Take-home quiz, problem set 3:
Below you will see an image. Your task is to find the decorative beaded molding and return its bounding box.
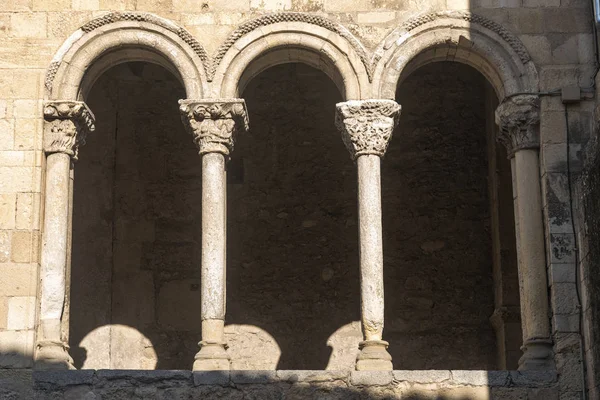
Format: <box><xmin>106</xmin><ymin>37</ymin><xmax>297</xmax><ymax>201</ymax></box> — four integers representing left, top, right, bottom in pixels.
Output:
<box><xmin>45</xmin><ymin>11</ymin><xmax>530</xmax><ymax>93</ymax></box>
<box><xmin>209</xmin><ymin>12</ymin><xmax>373</xmax><ymax>82</ymax></box>
<box><xmin>375</xmin><ymin>11</ymin><xmax>531</xmax><ymax>68</ymax></box>
<box><xmin>44</xmin><ymin>12</ymin><xmax>210</xmax><ymax>93</ymax></box>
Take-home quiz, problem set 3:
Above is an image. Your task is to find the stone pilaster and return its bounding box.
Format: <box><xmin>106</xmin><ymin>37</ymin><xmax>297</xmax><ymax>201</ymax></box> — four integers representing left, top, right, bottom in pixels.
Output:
<box><xmin>180</xmin><ymin>99</ymin><xmax>248</xmax><ymax>371</ymax></box>
<box><xmin>37</xmin><ymin>101</ymin><xmax>95</xmax><ymax>370</ymax></box>
<box><xmin>495</xmin><ymin>95</ymin><xmax>554</xmax><ymax>370</ymax></box>
<box><xmin>335</xmin><ymin>99</ymin><xmax>400</xmax><ymax>371</ymax></box>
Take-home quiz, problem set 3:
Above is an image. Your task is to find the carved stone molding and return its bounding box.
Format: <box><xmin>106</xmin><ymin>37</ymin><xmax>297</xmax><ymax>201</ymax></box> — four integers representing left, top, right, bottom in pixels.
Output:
<box><xmin>210</xmin><ymin>12</ymin><xmax>372</xmax><ymax>82</ymax></box>
<box><xmin>43</xmin><ymin>101</ymin><xmax>96</xmax><ymax>160</ymax></box>
<box><xmin>377</xmin><ymin>11</ymin><xmax>531</xmax><ymax>67</ymax></box>
<box><xmin>179</xmin><ymin>99</ymin><xmax>249</xmax><ymax>156</ymax></box>
<box><xmin>495</xmin><ymin>95</ymin><xmax>540</xmax><ymax>156</ymax></box>
<box><xmin>335</xmin><ymin>100</ymin><xmax>401</xmax><ymax>160</ymax></box>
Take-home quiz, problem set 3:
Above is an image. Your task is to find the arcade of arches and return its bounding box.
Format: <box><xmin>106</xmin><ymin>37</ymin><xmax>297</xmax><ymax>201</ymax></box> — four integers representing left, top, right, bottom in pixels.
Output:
<box><xmin>35</xmin><ymin>17</ymin><xmax>553</xmax><ymax>375</ymax></box>
<box><xmin>43</xmin><ymin>59</ymin><xmax>535</xmax><ymax>372</ymax></box>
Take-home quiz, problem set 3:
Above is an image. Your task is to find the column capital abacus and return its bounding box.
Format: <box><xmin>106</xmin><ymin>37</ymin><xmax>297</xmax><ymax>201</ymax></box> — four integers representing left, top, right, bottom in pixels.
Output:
<box><xmin>43</xmin><ymin>101</ymin><xmax>95</xmax><ymax>160</ymax></box>
<box><xmin>335</xmin><ymin>99</ymin><xmax>401</xmax><ymax>160</ymax></box>
<box><xmin>495</xmin><ymin>94</ymin><xmax>540</xmax><ymax>157</ymax></box>
<box><xmin>179</xmin><ymin>98</ymin><xmax>249</xmax><ymax>157</ymax></box>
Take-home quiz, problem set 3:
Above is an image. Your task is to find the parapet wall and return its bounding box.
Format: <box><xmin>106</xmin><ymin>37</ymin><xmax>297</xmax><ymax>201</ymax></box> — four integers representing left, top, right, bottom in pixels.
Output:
<box><xmin>1</xmin><ymin>369</ymin><xmax>558</xmax><ymax>399</ymax></box>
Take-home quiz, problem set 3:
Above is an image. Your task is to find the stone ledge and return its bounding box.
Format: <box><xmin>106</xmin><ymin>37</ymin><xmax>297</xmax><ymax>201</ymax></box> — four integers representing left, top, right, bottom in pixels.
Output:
<box><xmin>29</xmin><ymin>369</ymin><xmax>559</xmax><ymax>388</ymax></box>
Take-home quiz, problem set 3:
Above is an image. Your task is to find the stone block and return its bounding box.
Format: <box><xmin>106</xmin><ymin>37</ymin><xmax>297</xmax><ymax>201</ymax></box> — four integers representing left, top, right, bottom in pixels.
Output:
<box><xmin>393</xmin><ymin>370</ymin><xmax>450</xmax><ymax>383</ymax></box>
<box><xmin>47</xmin><ymin>11</ymin><xmax>93</xmax><ymax>39</ymax></box>
<box><xmin>12</xmin><ymin>69</ymin><xmax>41</xmax><ymax>98</ymax></box>
<box><xmin>99</xmin><ymin>0</ymin><xmax>136</xmax><ymax>9</ymax></box>
<box><xmin>0</xmin><ymin>0</ymin><xmax>32</xmax><ymax>11</ymax></box>
<box><xmin>193</xmin><ymin>371</ymin><xmax>230</xmax><ymax>385</ymax></box>
<box><xmin>14</xmin><ymin>119</ymin><xmax>37</xmax><ymax>151</ymax></box>
<box><xmin>32</xmin><ymin>0</ymin><xmax>71</xmax><ymax>10</ymax></box>
<box><xmin>16</xmin><ymin>193</ymin><xmax>33</xmax><ymax>229</ymax></box>
<box><xmin>520</xmin><ymin>35</ymin><xmax>552</xmax><ymax>65</ymax></box>
<box><xmin>0</xmin><ymin>120</ymin><xmax>15</xmax><ymax>150</ymax></box>
<box><xmin>0</xmin><ymin>329</ymin><xmax>34</xmax><ymax>368</ymax></box>
<box><xmin>508</xmin><ymin>10</ymin><xmax>543</xmax><ymax>34</ymax></box>
<box><xmin>356</xmin><ymin>11</ymin><xmax>396</xmax><ymax>23</ymax></box>
<box><xmin>549</xmin><ymin>233</ymin><xmax>576</xmax><ymax>263</ymax></box>
<box><xmin>35</xmin><ymin>370</ymin><xmax>96</xmax><ymax>387</ymax></box>
<box><xmin>550</xmin><ymin>34</ymin><xmax>579</xmax><ymax>65</ymax></box>
<box><xmin>549</xmin><ymin>263</ymin><xmax>576</xmax><ymax>283</ymax></box>
<box><xmin>0</xmin><ymin>263</ymin><xmax>38</xmax><ymax>296</ymax></box>
<box><xmin>7</xmin><ymin>295</ymin><xmax>35</xmax><ymax>330</ymax></box>
<box><xmin>13</xmin><ymin>100</ymin><xmax>38</xmax><ymax>119</ymax></box>
<box><xmin>277</xmin><ymin>370</ymin><xmax>348</xmax><ymax>382</ymax></box>
<box><xmin>553</xmin><ymin>313</ymin><xmax>580</xmax><ymax>333</ymax></box>
<box><xmin>136</xmin><ymin>0</ymin><xmax>174</xmax><ymax>11</ymax></box>
<box><xmin>0</xmin><ymin>230</ymin><xmax>9</xmax><ymax>262</ymax></box>
<box><xmin>11</xmin><ymin>230</ymin><xmax>32</xmax><ymax>262</ymax></box>
<box><xmin>543</xmin><ymin>8</ymin><xmax>592</xmax><ymax>33</ymax></box>
<box><xmin>551</xmin><ymin>282</ymin><xmax>579</xmax><ymax>314</ymax></box>
<box><xmin>10</xmin><ymin>13</ymin><xmax>46</xmax><ymax>38</ymax></box>
<box><xmin>451</xmin><ymin>370</ymin><xmax>509</xmax><ymax>386</ymax></box>
<box><xmin>230</xmin><ymin>370</ymin><xmax>278</xmax><ymax>384</ymax></box>
<box><xmin>0</xmin><ymin>193</ymin><xmax>16</xmax><ymax>229</ymax></box>
<box><xmin>250</xmin><ymin>0</ymin><xmax>292</xmax><ymax>10</ymax></box>
<box><xmin>350</xmin><ymin>371</ymin><xmax>393</xmax><ymax>386</ymax></box>
<box><xmin>541</xmin><ymin>112</ymin><xmax>567</xmax><ymax>145</ymax></box>
<box><xmin>324</xmin><ymin>0</ymin><xmax>372</xmax><ymax>11</ymax></box>
<box><xmin>72</xmin><ymin>0</ymin><xmax>100</xmax><ymax>10</ymax></box>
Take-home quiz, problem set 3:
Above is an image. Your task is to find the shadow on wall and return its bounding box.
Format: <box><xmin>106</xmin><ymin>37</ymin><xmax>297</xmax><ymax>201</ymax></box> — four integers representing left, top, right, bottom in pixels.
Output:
<box><xmin>0</xmin><ymin>365</ymin><xmax>500</xmax><ymax>400</ymax></box>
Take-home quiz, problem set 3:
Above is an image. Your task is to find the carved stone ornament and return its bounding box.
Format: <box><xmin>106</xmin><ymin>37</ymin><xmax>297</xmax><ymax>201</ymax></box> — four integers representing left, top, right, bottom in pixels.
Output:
<box><xmin>43</xmin><ymin>101</ymin><xmax>96</xmax><ymax>160</ymax></box>
<box><xmin>335</xmin><ymin>100</ymin><xmax>401</xmax><ymax>160</ymax></box>
<box><xmin>179</xmin><ymin>99</ymin><xmax>249</xmax><ymax>156</ymax></box>
<box><xmin>495</xmin><ymin>94</ymin><xmax>540</xmax><ymax>157</ymax></box>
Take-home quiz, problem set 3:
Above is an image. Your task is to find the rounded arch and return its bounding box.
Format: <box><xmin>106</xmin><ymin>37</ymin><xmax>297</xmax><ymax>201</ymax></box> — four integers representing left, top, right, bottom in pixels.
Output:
<box><xmin>211</xmin><ymin>14</ymin><xmax>370</xmax><ymax>100</ymax></box>
<box><xmin>373</xmin><ymin>11</ymin><xmax>539</xmax><ymax>101</ymax></box>
<box><xmin>45</xmin><ymin>12</ymin><xmax>209</xmax><ymax>101</ymax></box>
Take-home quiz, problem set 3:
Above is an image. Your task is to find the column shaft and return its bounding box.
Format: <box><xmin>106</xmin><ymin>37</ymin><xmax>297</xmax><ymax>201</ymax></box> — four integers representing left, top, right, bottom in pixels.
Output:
<box><xmin>40</xmin><ymin>153</ymin><xmax>71</xmax><ymax>339</ymax></box>
<box><xmin>514</xmin><ymin>149</ymin><xmax>550</xmax><ymax>338</ymax></box>
<box><xmin>357</xmin><ymin>155</ymin><xmax>385</xmax><ymax>341</ymax></box>
<box><xmin>201</xmin><ymin>152</ymin><xmax>226</xmax><ymax>330</ymax></box>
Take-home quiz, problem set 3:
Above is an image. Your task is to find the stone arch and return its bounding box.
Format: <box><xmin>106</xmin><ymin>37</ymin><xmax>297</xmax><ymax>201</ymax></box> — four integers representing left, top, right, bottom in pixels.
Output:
<box><xmin>45</xmin><ymin>12</ymin><xmax>209</xmax><ymax>100</ymax></box>
<box><xmin>211</xmin><ymin>13</ymin><xmax>370</xmax><ymax>100</ymax></box>
<box><xmin>373</xmin><ymin>11</ymin><xmax>539</xmax><ymax>100</ymax></box>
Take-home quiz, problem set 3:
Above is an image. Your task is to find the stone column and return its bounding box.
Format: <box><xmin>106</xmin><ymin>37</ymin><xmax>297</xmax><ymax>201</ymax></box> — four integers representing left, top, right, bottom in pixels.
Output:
<box><xmin>36</xmin><ymin>101</ymin><xmax>95</xmax><ymax>369</ymax></box>
<box><xmin>495</xmin><ymin>95</ymin><xmax>554</xmax><ymax>370</ymax></box>
<box><xmin>179</xmin><ymin>99</ymin><xmax>249</xmax><ymax>371</ymax></box>
<box><xmin>335</xmin><ymin>99</ymin><xmax>401</xmax><ymax>371</ymax></box>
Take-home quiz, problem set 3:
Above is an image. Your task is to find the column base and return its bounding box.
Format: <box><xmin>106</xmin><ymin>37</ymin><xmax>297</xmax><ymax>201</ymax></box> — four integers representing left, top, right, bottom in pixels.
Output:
<box><xmin>518</xmin><ymin>338</ymin><xmax>555</xmax><ymax>370</ymax></box>
<box><xmin>193</xmin><ymin>341</ymin><xmax>230</xmax><ymax>371</ymax></box>
<box><xmin>356</xmin><ymin>340</ymin><xmax>393</xmax><ymax>371</ymax></box>
<box><xmin>35</xmin><ymin>340</ymin><xmax>75</xmax><ymax>370</ymax></box>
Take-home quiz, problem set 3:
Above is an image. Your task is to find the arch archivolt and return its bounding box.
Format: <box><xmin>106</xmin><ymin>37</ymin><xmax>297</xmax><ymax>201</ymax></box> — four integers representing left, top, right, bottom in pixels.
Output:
<box><xmin>45</xmin><ymin>12</ymin><xmax>210</xmax><ymax>100</ymax></box>
<box><xmin>45</xmin><ymin>10</ymin><xmax>537</xmax><ymax>102</ymax></box>
<box><xmin>373</xmin><ymin>11</ymin><xmax>538</xmax><ymax>100</ymax></box>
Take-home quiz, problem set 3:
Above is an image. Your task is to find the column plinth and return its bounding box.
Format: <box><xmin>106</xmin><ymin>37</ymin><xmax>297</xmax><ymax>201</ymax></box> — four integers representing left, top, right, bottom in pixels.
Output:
<box><xmin>496</xmin><ymin>95</ymin><xmax>554</xmax><ymax>370</ymax></box>
<box><xmin>180</xmin><ymin>99</ymin><xmax>248</xmax><ymax>371</ymax></box>
<box><xmin>37</xmin><ymin>101</ymin><xmax>95</xmax><ymax>370</ymax></box>
<box><xmin>336</xmin><ymin>99</ymin><xmax>400</xmax><ymax>371</ymax></box>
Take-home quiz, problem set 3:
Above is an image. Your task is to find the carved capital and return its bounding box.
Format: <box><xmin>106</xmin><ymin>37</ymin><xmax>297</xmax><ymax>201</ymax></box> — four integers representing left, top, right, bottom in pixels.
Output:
<box><xmin>179</xmin><ymin>99</ymin><xmax>249</xmax><ymax>157</ymax></box>
<box><xmin>43</xmin><ymin>101</ymin><xmax>95</xmax><ymax>160</ymax></box>
<box><xmin>335</xmin><ymin>100</ymin><xmax>401</xmax><ymax>160</ymax></box>
<box><xmin>495</xmin><ymin>95</ymin><xmax>540</xmax><ymax>157</ymax></box>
